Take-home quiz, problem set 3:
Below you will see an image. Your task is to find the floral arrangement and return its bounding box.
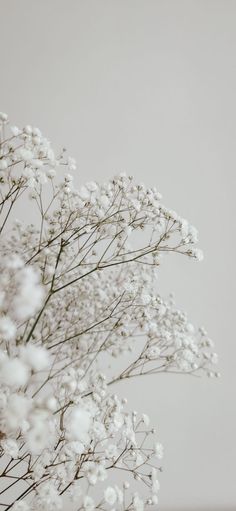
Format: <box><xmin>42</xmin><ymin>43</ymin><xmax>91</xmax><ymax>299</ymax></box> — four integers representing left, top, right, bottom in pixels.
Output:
<box><xmin>0</xmin><ymin>112</ymin><xmax>218</xmax><ymax>511</ymax></box>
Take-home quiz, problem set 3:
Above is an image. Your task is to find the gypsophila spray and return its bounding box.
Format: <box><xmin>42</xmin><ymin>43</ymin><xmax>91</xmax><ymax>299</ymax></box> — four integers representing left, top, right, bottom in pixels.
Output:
<box><xmin>0</xmin><ymin>113</ymin><xmax>218</xmax><ymax>510</ymax></box>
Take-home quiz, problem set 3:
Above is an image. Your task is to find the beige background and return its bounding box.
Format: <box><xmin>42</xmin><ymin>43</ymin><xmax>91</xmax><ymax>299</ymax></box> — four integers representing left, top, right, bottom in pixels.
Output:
<box><xmin>1</xmin><ymin>0</ymin><xmax>235</xmax><ymax>509</ymax></box>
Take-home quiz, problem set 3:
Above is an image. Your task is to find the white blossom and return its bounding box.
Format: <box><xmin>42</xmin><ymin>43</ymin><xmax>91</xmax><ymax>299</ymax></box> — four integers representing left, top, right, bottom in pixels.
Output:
<box><xmin>190</xmin><ymin>247</ymin><xmax>204</xmax><ymax>261</ymax></box>
<box><xmin>4</xmin><ymin>394</ymin><xmax>31</xmax><ymax>430</ymax></box>
<box><xmin>133</xmin><ymin>493</ymin><xmax>144</xmax><ymax>511</ymax></box>
<box><xmin>104</xmin><ymin>486</ymin><xmax>117</xmax><ymax>505</ymax></box>
<box><xmin>11</xmin><ymin>126</ymin><xmax>21</xmax><ymax>136</ymax></box>
<box><xmin>0</xmin><ymin>316</ymin><xmax>16</xmax><ymax>340</ymax></box>
<box><xmin>105</xmin><ymin>443</ymin><xmax>119</xmax><ymax>459</ymax></box>
<box><xmin>0</xmin><ymin>112</ymin><xmax>8</xmax><ymax>122</ymax></box>
<box><xmin>34</xmin><ymin>482</ymin><xmax>63</xmax><ymax>510</ymax></box>
<box><xmin>65</xmin><ymin>406</ymin><xmax>91</xmax><ymax>444</ymax></box>
<box><xmin>1</xmin><ymin>438</ymin><xmax>19</xmax><ymax>458</ymax></box>
<box><xmin>0</xmin><ymin>357</ymin><xmax>29</xmax><ymax>388</ymax></box>
<box><xmin>83</xmin><ymin>496</ymin><xmax>95</xmax><ymax>511</ymax></box>
<box><xmin>0</xmin><ymin>158</ymin><xmax>8</xmax><ymax>170</ymax></box>
<box><xmin>142</xmin><ymin>413</ymin><xmax>150</xmax><ymax>426</ymax></box>
<box><xmin>20</xmin><ymin>344</ymin><xmax>51</xmax><ymax>371</ymax></box>
<box><xmin>11</xmin><ymin>266</ymin><xmax>44</xmax><ymax>321</ymax></box>
<box><xmin>154</xmin><ymin>442</ymin><xmax>164</xmax><ymax>459</ymax></box>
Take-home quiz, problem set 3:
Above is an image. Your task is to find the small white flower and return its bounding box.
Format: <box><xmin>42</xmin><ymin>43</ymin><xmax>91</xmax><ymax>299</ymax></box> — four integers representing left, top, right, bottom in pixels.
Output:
<box><xmin>65</xmin><ymin>406</ymin><xmax>91</xmax><ymax>444</ymax></box>
<box><xmin>105</xmin><ymin>444</ymin><xmax>118</xmax><ymax>459</ymax></box>
<box><xmin>46</xmin><ymin>168</ymin><xmax>56</xmax><ymax>178</ymax></box>
<box><xmin>24</xmin><ymin>125</ymin><xmax>32</xmax><ymax>135</ymax></box>
<box><xmin>30</xmin><ymin>158</ymin><xmax>43</xmax><ymax>168</ymax></box>
<box><xmin>133</xmin><ymin>493</ymin><xmax>144</xmax><ymax>511</ymax></box>
<box><xmin>97</xmin><ymin>463</ymin><xmax>107</xmax><ymax>482</ymax></box>
<box><xmin>18</xmin><ymin>148</ymin><xmax>34</xmax><ymax>161</ymax></box>
<box><xmin>68</xmin><ymin>157</ymin><xmax>76</xmax><ymax>172</ymax></box>
<box><xmin>5</xmin><ymin>394</ymin><xmax>31</xmax><ymax>430</ymax></box>
<box><xmin>0</xmin><ymin>112</ymin><xmax>8</xmax><ymax>122</ymax></box>
<box><xmin>191</xmin><ymin>248</ymin><xmax>204</xmax><ymax>261</ymax></box>
<box><xmin>32</xmin><ymin>127</ymin><xmax>42</xmax><ymax>137</ymax></box>
<box><xmin>0</xmin><ymin>358</ymin><xmax>29</xmax><ymax>388</ymax></box>
<box><xmin>20</xmin><ymin>345</ymin><xmax>51</xmax><ymax>371</ymax></box>
<box><xmin>1</xmin><ymin>438</ymin><xmax>19</xmax><ymax>458</ymax></box>
<box><xmin>34</xmin><ymin>482</ymin><xmax>62</xmax><ymax>510</ymax></box>
<box><xmin>0</xmin><ymin>159</ymin><xmax>8</xmax><ymax>170</ymax></box>
<box><xmin>151</xmin><ymin>494</ymin><xmax>158</xmax><ymax>505</ymax></box>
<box><xmin>26</xmin><ymin>421</ymin><xmax>52</xmax><ymax>455</ymax></box>
<box><xmin>142</xmin><ymin>413</ymin><xmax>150</xmax><ymax>426</ymax></box>
<box><xmin>0</xmin><ymin>316</ymin><xmax>16</xmax><ymax>341</ymax></box>
<box><xmin>189</xmin><ymin>225</ymin><xmax>198</xmax><ymax>243</ymax></box>
<box><xmin>211</xmin><ymin>352</ymin><xmax>218</xmax><ymax>365</ymax></box>
<box><xmin>181</xmin><ymin>219</ymin><xmax>189</xmax><ymax>239</ymax></box>
<box><xmin>46</xmin><ymin>396</ymin><xmax>57</xmax><ymax>411</ymax></box>
<box><xmin>104</xmin><ymin>486</ymin><xmax>117</xmax><ymax>506</ymax></box>
<box><xmin>151</xmin><ymin>468</ymin><xmax>160</xmax><ymax>494</ymax></box>
<box><xmin>114</xmin><ymin>485</ymin><xmax>124</xmax><ymax>504</ymax></box>
<box><xmin>86</xmin><ymin>181</ymin><xmax>97</xmax><ymax>192</ymax></box>
<box><xmin>83</xmin><ymin>496</ymin><xmax>95</xmax><ymax>511</ymax></box>
<box><xmin>154</xmin><ymin>442</ymin><xmax>164</xmax><ymax>459</ymax></box>
<box><xmin>11</xmin><ymin>266</ymin><xmax>44</xmax><ymax>321</ymax></box>
<box><xmin>79</xmin><ymin>185</ymin><xmax>90</xmax><ymax>200</ymax></box>
<box><xmin>11</xmin><ymin>126</ymin><xmax>21</xmax><ymax>136</ymax></box>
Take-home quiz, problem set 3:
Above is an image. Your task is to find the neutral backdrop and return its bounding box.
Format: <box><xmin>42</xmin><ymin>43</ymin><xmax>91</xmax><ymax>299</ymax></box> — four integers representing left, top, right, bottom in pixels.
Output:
<box><xmin>1</xmin><ymin>1</ymin><xmax>235</xmax><ymax>510</ymax></box>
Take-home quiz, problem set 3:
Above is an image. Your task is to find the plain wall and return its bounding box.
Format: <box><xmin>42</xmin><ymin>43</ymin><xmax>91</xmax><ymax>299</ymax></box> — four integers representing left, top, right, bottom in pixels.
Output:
<box><xmin>0</xmin><ymin>1</ymin><xmax>235</xmax><ymax>509</ymax></box>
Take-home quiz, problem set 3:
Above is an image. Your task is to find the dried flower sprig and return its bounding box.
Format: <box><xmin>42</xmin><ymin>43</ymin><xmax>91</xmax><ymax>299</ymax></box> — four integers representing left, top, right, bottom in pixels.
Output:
<box><xmin>0</xmin><ymin>112</ymin><xmax>218</xmax><ymax>511</ymax></box>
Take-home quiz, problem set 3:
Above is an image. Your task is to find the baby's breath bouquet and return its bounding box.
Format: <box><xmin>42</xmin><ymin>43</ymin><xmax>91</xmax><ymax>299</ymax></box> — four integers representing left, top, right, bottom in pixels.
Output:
<box><xmin>0</xmin><ymin>112</ymin><xmax>218</xmax><ymax>511</ymax></box>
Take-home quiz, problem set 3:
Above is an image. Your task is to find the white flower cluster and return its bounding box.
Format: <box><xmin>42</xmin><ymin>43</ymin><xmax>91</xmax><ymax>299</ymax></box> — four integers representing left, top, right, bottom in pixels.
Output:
<box><xmin>0</xmin><ymin>113</ymin><xmax>218</xmax><ymax>511</ymax></box>
<box><xmin>0</xmin><ymin>254</ymin><xmax>44</xmax><ymax>339</ymax></box>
